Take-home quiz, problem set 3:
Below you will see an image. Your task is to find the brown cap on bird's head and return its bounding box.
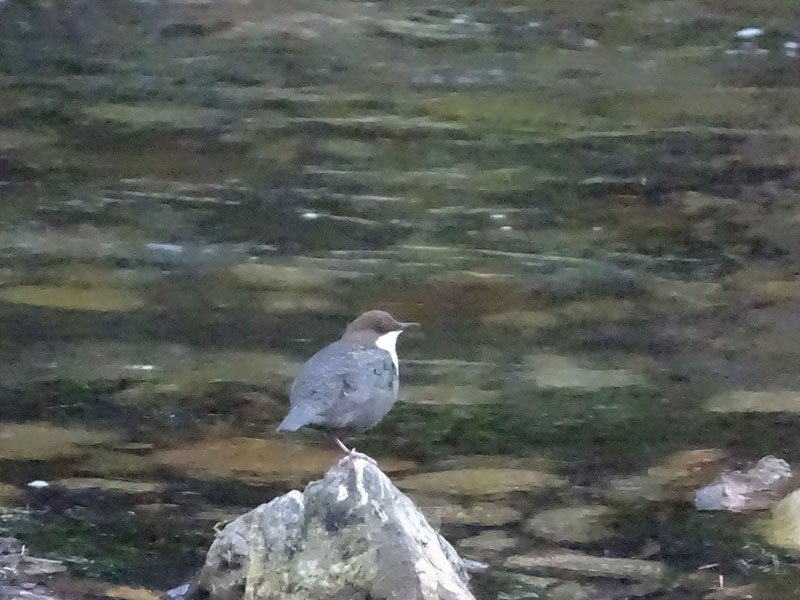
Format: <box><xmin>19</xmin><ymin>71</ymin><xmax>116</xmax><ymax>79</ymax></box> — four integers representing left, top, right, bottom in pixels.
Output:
<box><xmin>343</xmin><ymin>310</ymin><xmax>419</xmax><ymax>342</ymax></box>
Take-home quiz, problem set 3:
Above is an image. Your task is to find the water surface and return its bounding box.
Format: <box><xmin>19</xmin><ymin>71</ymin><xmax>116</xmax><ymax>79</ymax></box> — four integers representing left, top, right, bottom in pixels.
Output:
<box><xmin>2</xmin><ymin>1</ymin><xmax>800</xmax><ymax>598</ymax></box>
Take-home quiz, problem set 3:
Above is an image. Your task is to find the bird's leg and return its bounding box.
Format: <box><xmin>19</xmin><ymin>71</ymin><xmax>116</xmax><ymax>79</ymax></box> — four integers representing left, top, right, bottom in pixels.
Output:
<box><xmin>334</xmin><ymin>437</ymin><xmax>356</xmax><ymax>455</ymax></box>
<box><xmin>333</xmin><ymin>436</ymin><xmax>378</xmax><ymax>465</ymax></box>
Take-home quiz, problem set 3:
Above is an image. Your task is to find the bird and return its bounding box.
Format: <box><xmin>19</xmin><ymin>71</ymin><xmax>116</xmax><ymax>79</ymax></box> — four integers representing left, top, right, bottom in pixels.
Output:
<box><xmin>277</xmin><ymin>310</ymin><xmax>418</xmax><ymax>454</ymax></box>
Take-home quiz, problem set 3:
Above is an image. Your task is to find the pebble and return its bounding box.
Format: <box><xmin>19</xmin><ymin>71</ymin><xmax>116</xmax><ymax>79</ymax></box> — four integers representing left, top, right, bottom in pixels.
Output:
<box><xmin>736</xmin><ymin>27</ymin><xmax>763</xmax><ymax>39</ymax></box>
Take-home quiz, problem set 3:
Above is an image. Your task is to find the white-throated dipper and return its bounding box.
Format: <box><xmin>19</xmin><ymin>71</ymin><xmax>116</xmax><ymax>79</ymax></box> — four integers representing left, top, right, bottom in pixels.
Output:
<box><xmin>277</xmin><ymin>310</ymin><xmax>418</xmax><ymax>453</ymax></box>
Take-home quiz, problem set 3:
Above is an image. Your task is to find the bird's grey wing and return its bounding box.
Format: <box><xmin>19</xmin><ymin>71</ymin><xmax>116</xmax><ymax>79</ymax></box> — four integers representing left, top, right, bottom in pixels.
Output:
<box><xmin>318</xmin><ymin>348</ymin><xmax>397</xmax><ymax>431</ymax></box>
<box><xmin>284</xmin><ymin>341</ymin><xmax>352</xmax><ymax>428</ymax></box>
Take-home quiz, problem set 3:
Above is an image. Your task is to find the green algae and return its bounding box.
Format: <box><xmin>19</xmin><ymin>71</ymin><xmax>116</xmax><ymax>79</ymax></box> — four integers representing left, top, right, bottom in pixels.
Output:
<box><xmin>6</xmin><ymin>509</ymin><xmax>210</xmax><ymax>585</ymax></box>
<box><xmin>1</xmin><ymin>0</ymin><xmax>800</xmax><ymax>596</ymax></box>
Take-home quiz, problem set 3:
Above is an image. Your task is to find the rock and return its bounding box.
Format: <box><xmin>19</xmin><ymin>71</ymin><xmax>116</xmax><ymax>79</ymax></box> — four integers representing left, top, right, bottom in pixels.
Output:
<box><xmin>526</xmin><ymin>354</ymin><xmax>649</xmax><ymax>390</ymax></box>
<box><xmin>113</xmin><ymin>442</ymin><xmax>155</xmax><ymax>454</ymax></box>
<box><xmin>0</xmin><ymin>423</ymin><xmax>118</xmax><ymax>461</ymax></box>
<box><xmin>196</xmin><ymin>454</ymin><xmax>475</xmax><ymax>600</ymax></box>
<box><xmin>705</xmin><ymin>583</ymin><xmax>762</xmax><ymax>600</ymax></box>
<box><xmin>607</xmin><ymin>448</ymin><xmax>728</xmax><ymax>503</ymax></box>
<box><xmin>167</xmin><ymin>584</ymin><xmax>191</xmax><ymax>600</ymax></box>
<box><xmin>104</xmin><ymin>586</ymin><xmax>162</xmax><ymax>600</ymax></box>
<box><xmin>0</xmin><ymin>537</ymin><xmax>66</xmax><ymax>578</ymax></box>
<box><xmin>76</xmin><ymin>449</ymin><xmax>160</xmax><ymax>479</ymax></box>
<box><xmin>489</xmin><ymin>571</ymin><xmax>562</xmax><ymax>596</ymax></box>
<box><xmin>736</xmin><ymin>27</ymin><xmax>763</xmax><ymax>39</ymax></box>
<box><xmin>0</xmin><ymin>128</ymin><xmax>55</xmax><ymax>151</ymax></box>
<box><xmin>606</xmin><ymin>475</ymin><xmax>667</xmax><ymax>503</ymax></box>
<box><xmin>260</xmin><ymin>292</ymin><xmax>339</xmax><ymax>314</ymax></box>
<box><xmin>8</xmin><ymin>341</ymin><xmax>298</xmax><ymax>389</ymax></box>
<box><xmin>288</xmin><ymin>116</ymin><xmax>466</xmax><ymax>138</ymax></box>
<box><xmin>132</xmin><ymin>503</ymin><xmax>180</xmax><ymax>515</ymax></box>
<box><xmin>505</xmin><ymin>549</ymin><xmax>667</xmax><ymax>581</ymax></box>
<box><xmin>651</xmin><ymin>279</ymin><xmax>723</xmax><ymax>309</ymax></box>
<box><xmin>195</xmin><ymin>507</ymin><xmax>242</xmax><ymax>524</ymax></box>
<box><xmin>83</xmin><ymin>103</ymin><xmax>226</xmax><ymax>131</ymax></box>
<box><xmin>411</xmin><ymin>496</ymin><xmax>522</xmax><ymax>527</ymax></box>
<box><xmin>762</xmin><ymin>487</ymin><xmax>800</xmax><ymax>549</ymax></box>
<box><xmin>0</xmin><ymin>483</ymin><xmax>21</xmax><ymax>504</ymax></box>
<box><xmin>0</xmin><ymin>537</ymin><xmax>23</xmax><ymax>554</ymax></box>
<box><xmin>646</xmin><ymin>448</ymin><xmax>729</xmax><ymax>489</ymax></box>
<box><xmin>525</xmin><ymin>505</ymin><xmax>614</xmax><ymax>543</ymax></box>
<box><xmin>230</xmin><ymin>263</ymin><xmax>360</xmax><ymax>289</ymax></box>
<box><xmin>400</xmin><ymin>384</ymin><xmax>500</xmax><ymax>405</ymax></box>
<box><xmin>398</xmin><ymin>468</ymin><xmax>564</xmax><ymax>497</ymax></box>
<box><xmin>375</xmin><ymin>19</ymin><xmax>473</xmax><ymax>46</ymax></box>
<box><xmin>547</xmin><ymin>581</ymin><xmax>593</xmax><ymax>600</ymax></box>
<box><xmin>481</xmin><ymin>310</ymin><xmax>560</xmax><ymax>332</ymax></box>
<box><xmin>51</xmin><ymin>478</ymin><xmax>166</xmax><ymax>495</ymax></box>
<box><xmin>0</xmin><ymin>285</ymin><xmax>144</xmax><ymax>312</ymax></box>
<box><xmin>556</xmin><ymin>299</ymin><xmax>641</xmax><ymax>324</ymax></box>
<box><xmin>156</xmin><ymin>437</ymin><xmax>416</xmax><ymax>485</ymax></box>
<box><xmin>751</xmin><ymin>280</ymin><xmax>800</xmax><ymax>304</ymax></box>
<box><xmin>457</xmin><ymin>530</ymin><xmax>518</xmax><ymax>557</ymax></box>
<box><xmin>706</xmin><ymin>390</ymin><xmax>800</xmax><ymax>413</ymax></box>
<box><xmin>695</xmin><ymin>456</ymin><xmax>793</xmax><ymax>512</ymax></box>
<box><xmin>0</xmin><ymin>585</ymin><xmax>61</xmax><ymax>600</ymax></box>
<box><xmin>527</xmin><ymin>263</ymin><xmax>640</xmax><ymax>300</ymax></box>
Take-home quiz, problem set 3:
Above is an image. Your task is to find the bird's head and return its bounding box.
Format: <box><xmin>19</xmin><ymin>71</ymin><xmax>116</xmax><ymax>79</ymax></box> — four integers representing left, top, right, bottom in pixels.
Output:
<box><xmin>343</xmin><ymin>310</ymin><xmax>419</xmax><ymax>347</ymax></box>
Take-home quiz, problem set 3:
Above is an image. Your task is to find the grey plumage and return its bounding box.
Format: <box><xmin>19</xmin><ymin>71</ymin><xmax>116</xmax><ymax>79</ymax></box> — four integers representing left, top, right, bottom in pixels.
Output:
<box><xmin>277</xmin><ymin>310</ymin><xmax>417</xmax><ymax>442</ymax></box>
<box><xmin>278</xmin><ymin>341</ymin><xmax>398</xmax><ymax>435</ymax></box>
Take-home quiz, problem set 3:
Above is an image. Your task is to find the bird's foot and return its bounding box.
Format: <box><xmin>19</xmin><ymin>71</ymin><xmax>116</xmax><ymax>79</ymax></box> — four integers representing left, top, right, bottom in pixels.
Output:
<box><xmin>212</xmin><ymin>520</ymin><xmax>229</xmax><ymax>535</ymax></box>
<box><xmin>335</xmin><ymin>437</ymin><xmax>355</xmax><ymax>455</ymax></box>
<box><xmin>334</xmin><ymin>438</ymin><xmax>377</xmax><ymax>465</ymax></box>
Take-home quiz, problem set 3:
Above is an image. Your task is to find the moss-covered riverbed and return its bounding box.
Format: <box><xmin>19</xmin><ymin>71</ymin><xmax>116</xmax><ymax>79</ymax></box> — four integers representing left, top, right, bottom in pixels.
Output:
<box><xmin>2</xmin><ymin>0</ymin><xmax>800</xmax><ymax>598</ymax></box>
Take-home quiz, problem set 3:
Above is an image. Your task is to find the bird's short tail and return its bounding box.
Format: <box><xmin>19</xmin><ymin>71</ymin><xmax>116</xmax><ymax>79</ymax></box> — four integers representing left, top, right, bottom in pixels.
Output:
<box><xmin>277</xmin><ymin>409</ymin><xmax>310</xmax><ymax>432</ymax></box>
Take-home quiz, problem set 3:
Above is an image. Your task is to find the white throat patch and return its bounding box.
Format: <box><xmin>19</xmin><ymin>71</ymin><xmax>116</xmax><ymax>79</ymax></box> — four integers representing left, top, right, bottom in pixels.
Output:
<box><xmin>375</xmin><ymin>330</ymin><xmax>401</xmax><ymax>372</ymax></box>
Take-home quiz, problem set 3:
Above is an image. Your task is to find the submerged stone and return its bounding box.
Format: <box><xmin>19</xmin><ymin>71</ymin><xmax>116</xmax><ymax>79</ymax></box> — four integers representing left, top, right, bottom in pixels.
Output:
<box><xmin>398</xmin><ymin>468</ymin><xmax>564</xmax><ymax>497</ymax></box>
<box><xmin>0</xmin><ymin>423</ymin><xmax>118</xmax><ymax>461</ymax></box>
<box><xmin>606</xmin><ymin>475</ymin><xmax>668</xmax><ymax>503</ymax></box>
<box><xmin>401</xmin><ymin>384</ymin><xmax>500</xmax><ymax>405</ymax></box>
<box><xmin>0</xmin><ymin>285</ymin><xmax>144</xmax><ymax>312</ymax></box>
<box><xmin>51</xmin><ymin>478</ymin><xmax>166</xmax><ymax>495</ymax></box>
<box><xmin>525</xmin><ymin>505</ymin><xmax>615</xmax><ymax>543</ymax></box>
<box><xmin>488</xmin><ymin>571</ymin><xmax>562</xmax><ymax>597</ymax></box>
<box><xmin>527</xmin><ymin>354</ymin><xmax>649</xmax><ymax>391</ymax></box>
<box><xmin>0</xmin><ymin>128</ymin><xmax>55</xmax><ymax>150</ymax></box>
<box><xmin>481</xmin><ymin>310</ymin><xmax>560</xmax><ymax>332</ymax></box>
<box><xmin>375</xmin><ymin>19</ymin><xmax>474</xmax><ymax>46</ymax></box>
<box><xmin>505</xmin><ymin>549</ymin><xmax>667</xmax><ymax>581</ymax></box>
<box><xmin>12</xmin><ymin>341</ymin><xmax>297</xmax><ymax>388</ymax></box>
<box><xmin>706</xmin><ymin>390</ymin><xmax>800</xmax><ymax>413</ymax></box>
<box><xmin>651</xmin><ymin>279</ymin><xmax>723</xmax><ymax>309</ymax></box>
<box><xmin>231</xmin><ymin>263</ymin><xmax>359</xmax><ymax>289</ymax></box>
<box><xmin>411</xmin><ymin>496</ymin><xmax>522</xmax><ymax>527</ymax></box>
<box><xmin>457</xmin><ymin>530</ymin><xmax>518</xmax><ymax>557</ymax></box>
<box><xmin>0</xmin><ymin>483</ymin><xmax>21</xmax><ymax>504</ymax></box>
<box><xmin>260</xmin><ymin>292</ymin><xmax>339</xmax><ymax>313</ymax></box>
<box><xmin>607</xmin><ymin>448</ymin><xmax>728</xmax><ymax>503</ymax></box>
<box><xmin>104</xmin><ymin>586</ymin><xmax>162</xmax><ymax>600</ymax></box>
<box><xmin>84</xmin><ymin>104</ymin><xmax>226</xmax><ymax>131</ymax></box>
<box><xmin>155</xmin><ymin>437</ymin><xmax>416</xmax><ymax>484</ymax></box>
<box><xmin>555</xmin><ymin>299</ymin><xmax>640</xmax><ymax>324</ymax></box>
<box><xmin>762</xmin><ymin>487</ymin><xmax>800</xmax><ymax>549</ymax></box>
<box><xmin>196</xmin><ymin>454</ymin><xmax>475</xmax><ymax>600</ymax></box>
<box><xmin>289</xmin><ymin>115</ymin><xmax>467</xmax><ymax>137</ymax></box>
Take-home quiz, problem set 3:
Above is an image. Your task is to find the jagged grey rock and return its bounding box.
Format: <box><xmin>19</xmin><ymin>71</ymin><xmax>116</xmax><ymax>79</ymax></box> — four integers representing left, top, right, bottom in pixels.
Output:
<box><xmin>694</xmin><ymin>455</ymin><xmax>793</xmax><ymax>512</ymax></box>
<box><xmin>196</xmin><ymin>454</ymin><xmax>475</xmax><ymax>600</ymax></box>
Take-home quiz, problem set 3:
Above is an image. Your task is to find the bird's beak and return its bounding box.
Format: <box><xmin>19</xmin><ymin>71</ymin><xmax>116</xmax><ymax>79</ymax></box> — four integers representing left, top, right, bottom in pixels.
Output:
<box><xmin>398</xmin><ymin>321</ymin><xmax>420</xmax><ymax>330</ymax></box>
